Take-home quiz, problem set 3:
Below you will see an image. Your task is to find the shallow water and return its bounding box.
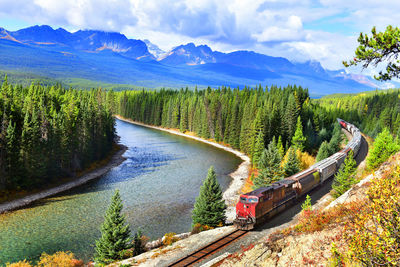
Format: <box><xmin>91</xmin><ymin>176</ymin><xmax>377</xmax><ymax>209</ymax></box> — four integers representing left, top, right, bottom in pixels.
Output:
<box><xmin>0</xmin><ymin>119</ymin><xmax>241</xmax><ymax>264</ymax></box>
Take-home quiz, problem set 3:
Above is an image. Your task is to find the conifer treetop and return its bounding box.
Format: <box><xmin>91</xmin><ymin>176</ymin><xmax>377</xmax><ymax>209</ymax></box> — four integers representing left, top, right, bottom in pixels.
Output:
<box><xmin>192</xmin><ymin>166</ymin><xmax>227</xmax><ymax>227</ymax></box>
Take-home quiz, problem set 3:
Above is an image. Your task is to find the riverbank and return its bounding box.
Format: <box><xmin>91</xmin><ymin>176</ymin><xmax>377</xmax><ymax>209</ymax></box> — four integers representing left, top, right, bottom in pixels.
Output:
<box><xmin>115</xmin><ymin>115</ymin><xmax>251</xmax><ymax>222</ymax></box>
<box><xmin>0</xmin><ymin>144</ymin><xmax>127</xmax><ymax>214</ymax></box>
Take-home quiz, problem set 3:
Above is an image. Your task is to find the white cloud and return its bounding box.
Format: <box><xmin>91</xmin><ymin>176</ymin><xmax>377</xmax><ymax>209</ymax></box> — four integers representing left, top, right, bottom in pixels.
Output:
<box><xmin>252</xmin><ymin>15</ymin><xmax>304</xmax><ymax>42</ymax></box>
<box><xmin>0</xmin><ymin>0</ymin><xmax>399</xmax><ymax>71</ymax></box>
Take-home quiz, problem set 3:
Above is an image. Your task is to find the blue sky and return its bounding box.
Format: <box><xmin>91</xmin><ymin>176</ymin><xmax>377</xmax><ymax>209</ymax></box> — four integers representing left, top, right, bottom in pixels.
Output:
<box><xmin>0</xmin><ymin>0</ymin><xmax>398</xmax><ymax>72</ymax></box>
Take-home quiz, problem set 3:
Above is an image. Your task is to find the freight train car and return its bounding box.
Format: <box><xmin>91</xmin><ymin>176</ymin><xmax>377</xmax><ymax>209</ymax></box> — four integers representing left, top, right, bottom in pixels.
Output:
<box><xmin>234</xmin><ymin>119</ymin><xmax>362</xmax><ymax>230</ymax></box>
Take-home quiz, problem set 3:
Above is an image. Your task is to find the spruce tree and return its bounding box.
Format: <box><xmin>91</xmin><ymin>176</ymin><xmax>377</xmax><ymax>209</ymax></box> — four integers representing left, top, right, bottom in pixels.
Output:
<box><xmin>277</xmin><ymin>135</ymin><xmax>284</xmax><ymax>158</ymax></box>
<box><xmin>192</xmin><ymin>166</ymin><xmax>227</xmax><ymax>227</ymax></box>
<box><xmin>292</xmin><ymin>116</ymin><xmax>306</xmax><ymax>151</ymax></box>
<box><xmin>284</xmin><ymin>94</ymin><xmax>298</xmax><ymax>140</ymax></box>
<box><xmin>94</xmin><ymin>190</ymin><xmax>132</xmax><ymax>264</ymax></box>
<box><xmin>328</xmin><ymin>124</ymin><xmax>342</xmax><ymax>155</ymax></box>
<box><xmin>283</xmin><ymin>147</ymin><xmax>300</xmax><ymax>177</ymax></box>
<box><xmin>316</xmin><ymin>141</ymin><xmax>330</xmax><ymax>162</ymax></box>
<box><xmin>252</xmin><ymin>130</ymin><xmax>264</xmax><ymax>168</ymax></box>
<box><xmin>253</xmin><ymin>140</ymin><xmax>283</xmax><ymax>189</ymax></box>
<box><xmin>332</xmin><ymin>151</ymin><xmax>357</xmax><ymax>198</ymax></box>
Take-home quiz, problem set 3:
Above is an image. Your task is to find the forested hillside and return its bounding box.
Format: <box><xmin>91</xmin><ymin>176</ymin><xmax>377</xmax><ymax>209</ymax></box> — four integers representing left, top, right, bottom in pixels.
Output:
<box><xmin>0</xmin><ymin>77</ymin><xmax>115</xmax><ymax>192</ymax></box>
<box><xmin>317</xmin><ymin>89</ymin><xmax>400</xmax><ymax>137</ymax></box>
<box><xmin>115</xmin><ymin>86</ymin><xmax>337</xmax><ymax>163</ymax></box>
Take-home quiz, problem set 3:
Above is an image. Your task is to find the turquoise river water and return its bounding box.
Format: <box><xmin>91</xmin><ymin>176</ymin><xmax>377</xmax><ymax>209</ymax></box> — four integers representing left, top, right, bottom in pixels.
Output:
<box><xmin>0</xmin><ymin>119</ymin><xmax>242</xmax><ymax>264</ymax></box>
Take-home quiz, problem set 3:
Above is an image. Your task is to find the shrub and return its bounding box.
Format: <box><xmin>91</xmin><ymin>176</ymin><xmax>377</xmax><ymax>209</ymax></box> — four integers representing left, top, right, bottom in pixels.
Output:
<box><xmin>301</xmin><ymin>194</ymin><xmax>312</xmax><ymax>213</ymax></box>
<box><xmin>296</xmin><ymin>150</ymin><xmax>315</xmax><ymax>170</ymax></box>
<box><xmin>133</xmin><ymin>229</ymin><xmax>147</xmax><ymax>256</ymax></box>
<box><xmin>294</xmin><ymin>201</ymin><xmax>364</xmax><ymax>233</ymax></box>
<box><xmin>6</xmin><ymin>260</ymin><xmax>32</xmax><ymax>267</ymax></box>
<box><xmin>37</xmin><ymin>251</ymin><xmax>82</xmax><ymax>267</ymax></box>
<box><xmin>329</xmin><ymin>242</ymin><xmax>345</xmax><ymax>267</ymax></box>
<box><xmin>191</xmin><ymin>223</ymin><xmax>214</xmax><ymax>235</ymax></box>
<box><xmin>367</xmin><ymin>128</ymin><xmax>400</xmax><ymax>169</ymax></box>
<box><xmin>346</xmin><ymin>167</ymin><xmax>400</xmax><ymax>266</ymax></box>
<box><xmin>163</xmin><ymin>232</ymin><xmax>179</xmax><ymax>246</ymax></box>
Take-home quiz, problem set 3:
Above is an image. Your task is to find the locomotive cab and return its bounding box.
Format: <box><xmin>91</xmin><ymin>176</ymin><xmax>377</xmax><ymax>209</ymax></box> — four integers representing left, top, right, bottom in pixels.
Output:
<box><xmin>234</xmin><ymin>195</ymin><xmax>258</xmax><ymax>230</ymax></box>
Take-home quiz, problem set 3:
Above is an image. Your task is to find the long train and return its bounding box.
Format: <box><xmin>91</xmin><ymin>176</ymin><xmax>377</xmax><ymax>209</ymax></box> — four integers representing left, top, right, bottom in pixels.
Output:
<box><xmin>234</xmin><ymin>119</ymin><xmax>362</xmax><ymax>230</ymax></box>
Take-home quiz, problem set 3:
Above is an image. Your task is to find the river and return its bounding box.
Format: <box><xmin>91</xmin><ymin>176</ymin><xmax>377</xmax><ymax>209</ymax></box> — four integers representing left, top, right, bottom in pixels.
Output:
<box><xmin>0</xmin><ymin>119</ymin><xmax>242</xmax><ymax>264</ymax></box>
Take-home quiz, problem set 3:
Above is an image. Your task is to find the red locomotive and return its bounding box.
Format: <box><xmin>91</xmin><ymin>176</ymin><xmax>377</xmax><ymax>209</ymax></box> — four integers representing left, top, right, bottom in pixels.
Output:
<box><xmin>234</xmin><ymin>119</ymin><xmax>361</xmax><ymax>230</ymax></box>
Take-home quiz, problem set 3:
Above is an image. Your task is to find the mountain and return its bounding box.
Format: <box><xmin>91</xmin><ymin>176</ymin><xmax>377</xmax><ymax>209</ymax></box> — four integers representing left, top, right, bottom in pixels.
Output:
<box><xmin>0</xmin><ymin>25</ymin><xmax>395</xmax><ymax>95</ymax></box>
<box><xmin>143</xmin><ymin>39</ymin><xmax>166</xmax><ymax>59</ymax></box>
<box><xmin>11</xmin><ymin>25</ymin><xmax>72</xmax><ymax>44</ymax></box>
<box><xmin>159</xmin><ymin>43</ymin><xmax>220</xmax><ymax>65</ymax></box>
<box><xmin>9</xmin><ymin>25</ymin><xmax>154</xmax><ymax>61</ymax></box>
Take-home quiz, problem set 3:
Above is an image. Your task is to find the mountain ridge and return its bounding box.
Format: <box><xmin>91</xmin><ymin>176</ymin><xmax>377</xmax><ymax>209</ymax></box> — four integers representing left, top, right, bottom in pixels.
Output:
<box><xmin>0</xmin><ymin>24</ymin><xmax>395</xmax><ymax>95</ymax></box>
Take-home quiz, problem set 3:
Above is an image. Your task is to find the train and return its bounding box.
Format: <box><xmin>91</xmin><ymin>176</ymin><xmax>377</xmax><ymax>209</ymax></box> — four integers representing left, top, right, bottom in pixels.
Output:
<box><xmin>234</xmin><ymin>119</ymin><xmax>362</xmax><ymax>230</ymax></box>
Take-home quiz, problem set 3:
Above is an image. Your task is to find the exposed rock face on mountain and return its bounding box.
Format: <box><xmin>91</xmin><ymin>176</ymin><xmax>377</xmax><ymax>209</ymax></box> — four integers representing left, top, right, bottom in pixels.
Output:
<box><xmin>143</xmin><ymin>39</ymin><xmax>166</xmax><ymax>59</ymax></box>
<box><xmin>159</xmin><ymin>43</ymin><xmax>219</xmax><ymax>65</ymax></box>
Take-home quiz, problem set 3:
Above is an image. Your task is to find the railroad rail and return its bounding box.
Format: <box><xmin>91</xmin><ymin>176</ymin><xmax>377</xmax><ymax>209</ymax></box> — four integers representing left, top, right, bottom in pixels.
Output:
<box><xmin>168</xmin><ymin>229</ymin><xmax>248</xmax><ymax>267</ymax></box>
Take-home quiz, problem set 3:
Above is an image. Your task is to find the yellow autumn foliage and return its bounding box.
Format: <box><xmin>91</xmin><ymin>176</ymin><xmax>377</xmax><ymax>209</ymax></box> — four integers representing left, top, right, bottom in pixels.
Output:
<box><xmin>281</xmin><ymin>149</ymin><xmax>315</xmax><ymax>170</ymax></box>
<box><xmin>346</xmin><ymin>166</ymin><xmax>400</xmax><ymax>266</ymax></box>
<box><xmin>7</xmin><ymin>252</ymin><xmax>82</xmax><ymax>267</ymax></box>
<box><xmin>163</xmin><ymin>232</ymin><xmax>180</xmax><ymax>246</ymax></box>
<box><xmin>37</xmin><ymin>251</ymin><xmax>80</xmax><ymax>267</ymax></box>
<box><xmin>6</xmin><ymin>260</ymin><xmax>32</xmax><ymax>267</ymax></box>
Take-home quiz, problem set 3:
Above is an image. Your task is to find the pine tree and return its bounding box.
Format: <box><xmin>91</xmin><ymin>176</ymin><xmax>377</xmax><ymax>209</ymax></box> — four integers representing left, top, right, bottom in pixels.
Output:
<box><xmin>283</xmin><ymin>147</ymin><xmax>300</xmax><ymax>177</ymax></box>
<box><xmin>5</xmin><ymin>120</ymin><xmax>20</xmax><ymax>185</ymax></box>
<box><xmin>332</xmin><ymin>151</ymin><xmax>357</xmax><ymax>198</ymax></box>
<box><xmin>94</xmin><ymin>190</ymin><xmax>132</xmax><ymax>264</ymax></box>
<box><xmin>316</xmin><ymin>141</ymin><xmax>330</xmax><ymax>162</ymax></box>
<box><xmin>192</xmin><ymin>166</ymin><xmax>227</xmax><ymax>227</ymax></box>
<box><xmin>251</xmin><ymin>130</ymin><xmax>264</xmax><ymax>168</ymax></box>
<box><xmin>284</xmin><ymin>94</ymin><xmax>298</xmax><ymax>140</ymax></box>
<box><xmin>328</xmin><ymin>124</ymin><xmax>342</xmax><ymax>155</ymax></box>
<box><xmin>253</xmin><ymin>140</ymin><xmax>283</xmax><ymax>189</ymax></box>
<box><xmin>292</xmin><ymin>116</ymin><xmax>306</xmax><ymax>151</ymax></box>
<box><xmin>277</xmin><ymin>135</ymin><xmax>284</xmax><ymax>158</ymax></box>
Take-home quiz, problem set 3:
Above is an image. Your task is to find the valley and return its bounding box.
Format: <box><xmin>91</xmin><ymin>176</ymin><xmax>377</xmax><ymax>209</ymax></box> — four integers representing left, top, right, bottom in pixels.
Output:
<box><xmin>1</xmin><ymin>6</ymin><xmax>400</xmax><ymax>266</ymax></box>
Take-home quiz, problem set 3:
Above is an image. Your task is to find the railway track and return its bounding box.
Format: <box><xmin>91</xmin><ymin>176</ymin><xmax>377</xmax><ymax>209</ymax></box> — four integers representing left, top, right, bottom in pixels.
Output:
<box><xmin>168</xmin><ymin>229</ymin><xmax>248</xmax><ymax>267</ymax></box>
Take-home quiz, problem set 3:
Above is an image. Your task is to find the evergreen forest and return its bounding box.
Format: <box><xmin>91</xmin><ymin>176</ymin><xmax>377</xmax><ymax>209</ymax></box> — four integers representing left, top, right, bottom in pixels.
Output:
<box><xmin>114</xmin><ymin>85</ymin><xmax>339</xmax><ymax>164</ymax></box>
<box><xmin>317</xmin><ymin>90</ymin><xmax>400</xmax><ymax>137</ymax></box>
<box><xmin>0</xmin><ymin>77</ymin><xmax>115</xmax><ymax>191</ymax></box>
<box><xmin>3</xmin><ymin>78</ymin><xmax>400</xmax><ymax>194</ymax></box>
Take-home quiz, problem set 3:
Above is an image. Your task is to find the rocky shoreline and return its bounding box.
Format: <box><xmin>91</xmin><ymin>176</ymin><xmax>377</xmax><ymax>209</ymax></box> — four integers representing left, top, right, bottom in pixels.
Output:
<box><xmin>0</xmin><ymin>144</ymin><xmax>127</xmax><ymax>214</ymax></box>
<box><xmin>115</xmin><ymin>115</ymin><xmax>251</xmax><ymax>222</ymax></box>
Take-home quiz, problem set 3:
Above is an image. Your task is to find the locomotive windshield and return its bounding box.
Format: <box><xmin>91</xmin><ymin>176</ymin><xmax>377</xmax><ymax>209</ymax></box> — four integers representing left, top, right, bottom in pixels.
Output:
<box><xmin>240</xmin><ymin>196</ymin><xmax>258</xmax><ymax>203</ymax></box>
